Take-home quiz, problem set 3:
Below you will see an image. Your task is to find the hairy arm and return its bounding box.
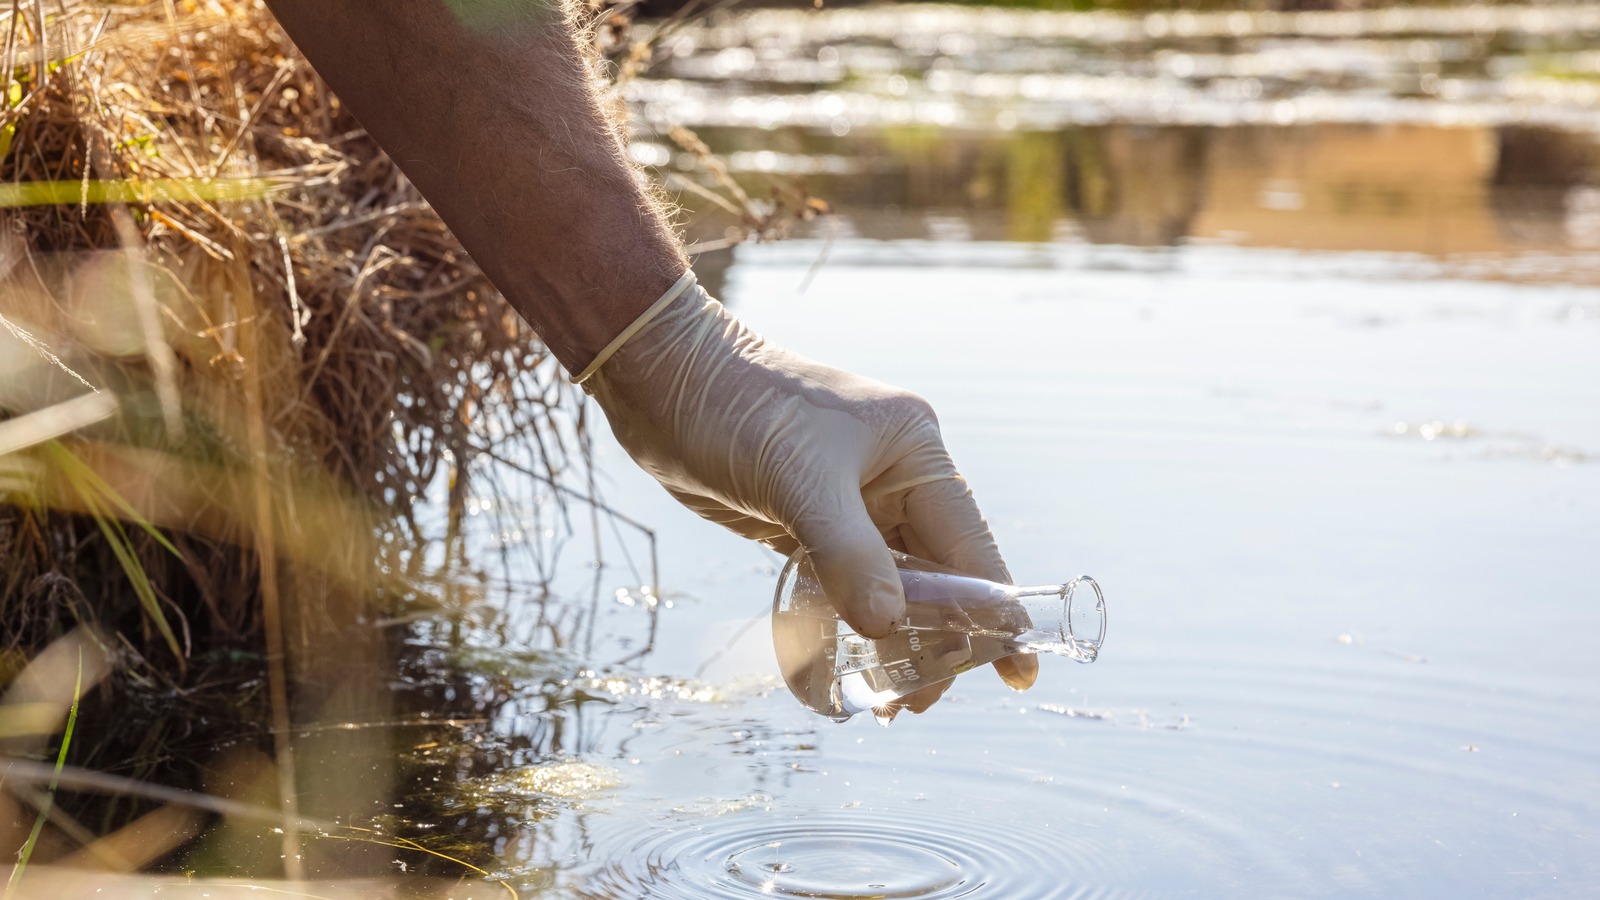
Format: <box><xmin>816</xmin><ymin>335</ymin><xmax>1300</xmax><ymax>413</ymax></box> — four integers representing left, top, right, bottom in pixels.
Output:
<box><xmin>260</xmin><ymin>0</ymin><xmax>686</xmax><ymax>372</ymax></box>
<box><xmin>261</xmin><ymin>0</ymin><xmax>1035</xmax><ymax>698</ymax></box>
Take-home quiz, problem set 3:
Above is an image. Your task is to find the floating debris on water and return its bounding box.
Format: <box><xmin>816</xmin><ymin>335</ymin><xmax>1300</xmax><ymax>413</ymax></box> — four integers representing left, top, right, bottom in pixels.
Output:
<box><xmin>1336</xmin><ymin>633</ymin><xmax>1430</xmax><ymax>663</ymax></box>
<box><xmin>1382</xmin><ymin>649</ymin><xmax>1432</xmax><ymax>664</ymax></box>
<box><xmin>474</xmin><ymin>758</ymin><xmax>623</xmax><ymax>803</ymax></box>
<box><xmin>1390</xmin><ymin>420</ymin><xmax>1475</xmax><ymax>441</ymax></box>
<box><xmin>670</xmin><ymin>791</ymin><xmax>775</xmax><ymax>818</ymax></box>
<box><xmin>1383</xmin><ymin>420</ymin><xmax>1591</xmax><ymax>465</ymax></box>
<box><xmin>1036</xmin><ymin>704</ymin><xmax>1115</xmax><ymax>721</ymax></box>
<box><xmin>1037</xmin><ymin>704</ymin><xmax>1190</xmax><ymax>730</ymax></box>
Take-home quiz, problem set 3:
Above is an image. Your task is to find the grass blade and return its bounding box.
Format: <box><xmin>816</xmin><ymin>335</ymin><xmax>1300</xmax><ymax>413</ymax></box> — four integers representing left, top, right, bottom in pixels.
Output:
<box><xmin>40</xmin><ymin>442</ymin><xmax>184</xmax><ymax>660</ymax></box>
<box><xmin>0</xmin><ymin>177</ymin><xmax>277</xmax><ymax>208</ymax></box>
<box><xmin>4</xmin><ymin>645</ymin><xmax>83</xmax><ymax>895</ymax></box>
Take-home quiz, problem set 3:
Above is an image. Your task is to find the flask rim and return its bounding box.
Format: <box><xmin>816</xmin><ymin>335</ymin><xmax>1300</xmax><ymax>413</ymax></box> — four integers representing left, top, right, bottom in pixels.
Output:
<box><xmin>1064</xmin><ymin>575</ymin><xmax>1108</xmax><ymax>655</ymax></box>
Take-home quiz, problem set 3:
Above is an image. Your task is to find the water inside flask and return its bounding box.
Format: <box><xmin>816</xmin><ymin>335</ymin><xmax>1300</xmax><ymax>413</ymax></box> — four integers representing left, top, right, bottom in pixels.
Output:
<box><xmin>772</xmin><ymin>552</ymin><xmax>1105</xmax><ymax>721</ymax></box>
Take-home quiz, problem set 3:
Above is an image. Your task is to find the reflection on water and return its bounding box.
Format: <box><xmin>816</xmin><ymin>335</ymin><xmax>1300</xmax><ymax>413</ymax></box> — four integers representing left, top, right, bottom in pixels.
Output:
<box><xmin>632</xmin><ymin>5</ymin><xmax>1600</xmax><ymax>131</ymax></box>
<box><xmin>628</xmin><ymin>4</ymin><xmax>1600</xmax><ymax>294</ymax></box>
<box><xmin>659</xmin><ymin>122</ymin><xmax>1597</xmax><ymax>276</ymax></box>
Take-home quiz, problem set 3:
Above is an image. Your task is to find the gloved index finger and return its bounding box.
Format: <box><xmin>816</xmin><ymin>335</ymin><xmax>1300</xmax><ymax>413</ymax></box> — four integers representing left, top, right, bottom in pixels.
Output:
<box><xmin>788</xmin><ymin>484</ymin><xmax>907</xmax><ymax>640</ymax></box>
<box><xmin>901</xmin><ymin>471</ymin><xmax>1010</xmax><ymax>586</ymax></box>
<box><xmin>901</xmin><ymin>470</ymin><xmax>1039</xmax><ymax>692</ymax></box>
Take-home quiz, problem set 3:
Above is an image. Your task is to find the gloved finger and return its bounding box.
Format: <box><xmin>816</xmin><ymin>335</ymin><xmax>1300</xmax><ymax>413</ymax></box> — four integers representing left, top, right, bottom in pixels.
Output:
<box><xmin>902</xmin><ymin>474</ymin><xmax>1009</xmax><ymax>584</ymax></box>
<box><xmin>991</xmin><ymin>654</ymin><xmax>1039</xmax><ymax>692</ymax></box>
<box><xmin>894</xmin><ymin>678</ymin><xmax>952</xmax><ymax>715</ymax></box>
<box><xmin>788</xmin><ymin>485</ymin><xmax>904</xmax><ymax>639</ymax></box>
<box><xmin>902</xmin><ymin>475</ymin><xmax>1038</xmax><ymax>691</ymax></box>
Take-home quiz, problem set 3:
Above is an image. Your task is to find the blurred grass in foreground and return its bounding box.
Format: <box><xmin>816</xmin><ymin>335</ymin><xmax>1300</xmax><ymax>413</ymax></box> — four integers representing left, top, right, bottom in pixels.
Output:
<box><xmin>0</xmin><ymin>0</ymin><xmax>597</xmax><ymax>893</ymax></box>
<box><xmin>0</xmin><ymin>0</ymin><xmax>819</xmax><ymax>888</ymax></box>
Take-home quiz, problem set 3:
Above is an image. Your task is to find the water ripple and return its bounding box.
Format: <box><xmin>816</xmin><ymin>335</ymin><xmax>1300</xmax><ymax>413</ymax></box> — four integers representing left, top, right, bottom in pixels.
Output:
<box><xmin>577</xmin><ymin>808</ymin><xmax>1128</xmax><ymax>899</ymax></box>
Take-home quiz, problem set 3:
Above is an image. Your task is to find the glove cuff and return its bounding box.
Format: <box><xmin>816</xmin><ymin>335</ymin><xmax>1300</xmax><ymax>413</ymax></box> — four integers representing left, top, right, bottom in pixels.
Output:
<box><xmin>572</xmin><ymin>270</ymin><xmax>698</xmax><ymax>384</ymax></box>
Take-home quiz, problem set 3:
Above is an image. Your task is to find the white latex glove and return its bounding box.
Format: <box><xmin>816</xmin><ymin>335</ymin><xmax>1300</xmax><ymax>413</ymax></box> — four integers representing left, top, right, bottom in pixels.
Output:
<box><xmin>579</xmin><ymin>274</ymin><xmax>1038</xmax><ymax>695</ymax></box>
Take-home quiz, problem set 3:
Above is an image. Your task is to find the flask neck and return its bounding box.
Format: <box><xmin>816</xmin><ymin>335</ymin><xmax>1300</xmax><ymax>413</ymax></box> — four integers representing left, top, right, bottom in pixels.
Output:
<box><xmin>1008</xmin><ymin>579</ymin><xmax>1105</xmax><ymax>662</ymax></box>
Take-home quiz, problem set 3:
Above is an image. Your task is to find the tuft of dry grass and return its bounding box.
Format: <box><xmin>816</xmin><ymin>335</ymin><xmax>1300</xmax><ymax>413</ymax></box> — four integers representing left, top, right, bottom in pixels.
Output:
<box><xmin>0</xmin><ymin>0</ymin><xmax>583</xmax><ymax>660</ymax></box>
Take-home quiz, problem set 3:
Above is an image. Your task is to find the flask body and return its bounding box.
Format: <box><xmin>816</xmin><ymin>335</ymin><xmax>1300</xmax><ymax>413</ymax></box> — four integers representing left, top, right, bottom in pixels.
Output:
<box><xmin>772</xmin><ymin>551</ymin><xmax>1105</xmax><ymax>720</ymax></box>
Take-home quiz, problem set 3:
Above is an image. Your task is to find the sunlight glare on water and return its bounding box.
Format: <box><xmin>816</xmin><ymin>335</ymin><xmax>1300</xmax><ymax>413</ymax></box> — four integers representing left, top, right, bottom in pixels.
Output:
<box><xmin>631</xmin><ymin>5</ymin><xmax>1600</xmax><ymax>132</ymax></box>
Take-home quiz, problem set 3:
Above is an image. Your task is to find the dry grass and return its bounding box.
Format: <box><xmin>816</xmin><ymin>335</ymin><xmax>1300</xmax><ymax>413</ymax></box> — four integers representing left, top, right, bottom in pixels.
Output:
<box><xmin>0</xmin><ymin>0</ymin><xmax>829</xmax><ymax>886</ymax></box>
<box><xmin>0</xmin><ymin>0</ymin><xmax>598</xmax><ymax>885</ymax></box>
<box><xmin>0</xmin><ymin>0</ymin><xmax>582</xmax><ymax>660</ymax></box>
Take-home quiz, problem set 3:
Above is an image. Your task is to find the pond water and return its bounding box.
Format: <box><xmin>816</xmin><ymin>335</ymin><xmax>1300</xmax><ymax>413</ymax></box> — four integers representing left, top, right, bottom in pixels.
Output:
<box><xmin>388</xmin><ymin>6</ymin><xmax>1600</xmax><ymax>898</ymax></box>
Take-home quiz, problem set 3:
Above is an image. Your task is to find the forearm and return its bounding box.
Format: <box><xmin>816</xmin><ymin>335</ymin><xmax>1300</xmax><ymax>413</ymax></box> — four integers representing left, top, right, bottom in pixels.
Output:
<box><xmin>261</xmin><ymin>0</ymin><xmax>686</xmax><ymax>372</ymax></box>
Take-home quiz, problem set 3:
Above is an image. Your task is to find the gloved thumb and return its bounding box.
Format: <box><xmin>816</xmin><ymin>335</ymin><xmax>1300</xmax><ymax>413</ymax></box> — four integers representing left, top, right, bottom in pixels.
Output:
<box><xmin>790</xmin><ymin>488</ymin><xmax>905</xmax><ymax>640</ymax></box>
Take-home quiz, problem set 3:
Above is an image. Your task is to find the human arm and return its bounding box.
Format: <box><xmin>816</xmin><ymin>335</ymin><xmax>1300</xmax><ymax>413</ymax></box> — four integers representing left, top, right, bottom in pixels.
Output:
<box><xmin>259</xmin><ymin>0</ymin><xmax>1036</xmax><ymax>694</ymax></box>
<box><xmin>258</xmin><ymin>0</ymin><xmax>681</xmax><ymax>371</ymax></box>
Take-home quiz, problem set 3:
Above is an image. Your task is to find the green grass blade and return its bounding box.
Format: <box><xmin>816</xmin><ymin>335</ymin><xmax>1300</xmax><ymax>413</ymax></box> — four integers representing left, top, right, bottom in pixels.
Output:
<box><xmin>42</xmin><ymin>441</ymin><xmax>180</xmax><ymax>558</ymax></box>
<box><xmin>41</xmin><ymin>443</ymin><xmax>184</xmax><ymax>660</ymax></box>
<box><xmin>91</xmin><ymin>509</ymin><xmax>183</xmax><ymax>661</ymax></box>
<box><xmin>5</xmin><ymin>646</ymin><xmax>83</xmax><ymax>896</ymax></box>
<box><xmin>0</xmin><ymin>177</ymin><xmax>276</xmax><ymax>208</ymax></box>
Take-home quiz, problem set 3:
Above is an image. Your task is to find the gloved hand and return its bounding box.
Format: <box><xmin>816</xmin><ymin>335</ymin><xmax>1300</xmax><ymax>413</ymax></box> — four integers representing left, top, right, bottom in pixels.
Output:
<box><xmin>579</xmin><ymin>273</ymin><xmax>1038</xmax><ymax>697</ymax></box>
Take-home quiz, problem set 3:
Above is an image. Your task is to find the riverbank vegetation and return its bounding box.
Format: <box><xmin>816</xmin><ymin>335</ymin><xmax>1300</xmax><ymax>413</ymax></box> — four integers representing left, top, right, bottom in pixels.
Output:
<box><xmin>0</xmin><ymin>0</ymin><xmax>585</xmax><ymax>886</ymax></box>
<box><xmin>0</xmin><ymin>0</ymin><xmax>830</xmax><ymax>886</ymax></box>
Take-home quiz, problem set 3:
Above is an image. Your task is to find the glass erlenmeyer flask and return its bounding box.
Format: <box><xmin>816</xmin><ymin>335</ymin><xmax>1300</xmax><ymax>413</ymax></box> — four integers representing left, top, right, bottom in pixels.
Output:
<box><xmin>772</xmin><ymin>550</ymin><xmax>1106</xmax><ymax>721</ymax></box>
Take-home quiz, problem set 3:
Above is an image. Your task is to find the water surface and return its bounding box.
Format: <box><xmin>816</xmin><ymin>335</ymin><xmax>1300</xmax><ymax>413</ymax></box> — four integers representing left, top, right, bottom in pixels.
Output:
<box><xmin>391</xmin><ymin>6</ymin><xmax>1600</xmax><ymax>897</ymax></box>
